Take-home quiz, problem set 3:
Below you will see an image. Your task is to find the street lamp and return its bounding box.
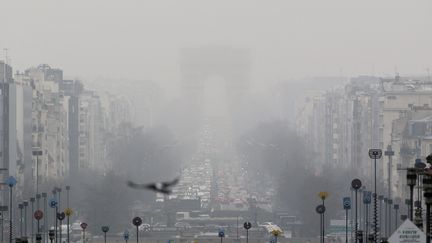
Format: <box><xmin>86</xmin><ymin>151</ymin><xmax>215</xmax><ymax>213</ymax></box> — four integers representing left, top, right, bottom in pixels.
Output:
<box><xmin>369</xmin><ymin>148</ymin><xmax>382</xmax><ymax>243</ymax></box>
<box><xmin>406</xmin><ymin>168</ymin><xmax>417</xmax><ymax>221</ymax></box>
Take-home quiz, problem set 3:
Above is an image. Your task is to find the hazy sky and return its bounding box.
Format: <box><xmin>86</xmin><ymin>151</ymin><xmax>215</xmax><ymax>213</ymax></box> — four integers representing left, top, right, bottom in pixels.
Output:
<box><xmin>2</xmin><ymin>0</ymin><xmax>431</xmax><ymax>82</ymax></box>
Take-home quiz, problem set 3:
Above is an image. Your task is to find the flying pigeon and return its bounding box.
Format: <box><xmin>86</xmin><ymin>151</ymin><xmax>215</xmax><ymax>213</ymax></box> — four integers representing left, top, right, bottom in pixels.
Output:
<box><xmin>127</xmin><ymin>177</ymin><xmax>180</xmax><ymax>194</ymax></box>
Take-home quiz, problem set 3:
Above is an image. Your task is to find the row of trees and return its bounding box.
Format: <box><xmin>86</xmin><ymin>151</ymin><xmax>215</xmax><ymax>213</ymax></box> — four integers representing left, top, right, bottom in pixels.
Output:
<box><xmin>237</xmin><ymin>121</ymin><xmax>352</xmax><ymax>236</ymax></box>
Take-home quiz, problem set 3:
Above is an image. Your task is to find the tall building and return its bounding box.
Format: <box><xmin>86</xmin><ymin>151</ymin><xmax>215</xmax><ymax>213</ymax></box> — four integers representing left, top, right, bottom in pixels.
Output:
<box><xmin>78</xmin><ymin>91</ymin><xmax>105</xmax><ymax>171</ymax></box>
<box><xmin>59</xmin><ymin>79</ymin><xmax>83</xmax><ymax>176</ymax></box>
<box><xmin>14</xmin><ymin>72</ymin><xmax>35</xmax><ymax>196</ymax></box>
<box><xmin>0</xmin><ymin>61</ymin><xmax>17</xmax><ymax>179</ymax></box>
<box><xmin>26</xmin><ymin>64</ymin><xmax>70</xmax><ymax>182</ymax></box>
<box><xmin>296</xmin><ymin>75</ymin><xmax>432</xmax><ymax>198</ymax></box>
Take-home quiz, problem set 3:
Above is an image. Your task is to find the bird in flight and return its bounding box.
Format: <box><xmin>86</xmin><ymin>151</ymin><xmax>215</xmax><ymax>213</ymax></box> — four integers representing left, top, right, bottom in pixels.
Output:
<box><xmin>127</xmin><ymin>177</ymin><xmax>180</xmax><ymax>194</ymax></box>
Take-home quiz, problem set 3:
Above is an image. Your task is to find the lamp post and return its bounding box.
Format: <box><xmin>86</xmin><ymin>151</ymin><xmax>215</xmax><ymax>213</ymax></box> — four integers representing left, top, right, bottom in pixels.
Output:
<box><xmin>406</xmin><ymin>168</ymin><xmax>417</xmax><ymax>221</ymax></box>
<box><xmin>32</xmin><ymin>148</ymin><xmax>43</xmax><ymax>195</ymax></box>
<box><xmin>352</xmin><ymin>179</ymin><xmax>362</xmax><ymax>243</ymax></box>
<box><xmin>369</xmin><ymin>148</ymin><xmax>382</xmax><ymax>243</ymax></box>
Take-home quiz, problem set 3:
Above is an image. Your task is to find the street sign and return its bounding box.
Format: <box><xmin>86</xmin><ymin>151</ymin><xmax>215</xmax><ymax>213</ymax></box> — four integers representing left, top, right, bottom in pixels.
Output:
<box><xmin>49</xmin><ymin>230</ymin><xmax>55</xmax><ymax>241</ymax></box>
<box><xmin>0</xmin><ymin>206</ymin><xmax>8</xmax><ymax>212</ymax></box>
<box><xmin>316</xmin><ymin>205</ymin><xmax>326</xmax><ymax>214</ymax></box>
<box><xmin>351</xmin><ymin>179</ymin><xmax>362</xmax><ymax>190</ymax></box>
<box><xmin>49</xmin><ymin>199</ymin><xmax>57</xmax><ymax>208</ymax></box>
<box><xmin>132</xmin><ymin>216</ymin><xmax>142</xmax><ymax>226</ymax></box>
<box><xmin>57</xmin><ymin>212</ymin><xmax>65</xmax><ymax>221</ymax></box>
<box><xmin>343</xmin><ymin>197</ymin><xmax>351</xmax><ymax>210</ymax></box>
<box><xmin>64</xmin><ymin>208</ymin><xmax>73</xmax><ymax>216</ymax></box>
<box><xmin>363</xmin><ymin>191</ymin><xmax>372</xmax><ymax>204</ymax></box>
<box><xmin>243</xmin><ymin>221</ymin><xmax>252</xmax><ymax>230</ymax></box>
<box><xmin>5</xmin><ymin>176</ymin><xmax>17</xmax><ymax>187</ymax></box>
<box><xmin>80</xmin><ymin>222</ymin><xmax>88</xmax><ymax>230</ymax></box>
<box><xmin>318</xmin><ymin>191</ymin><xmax>329</xmax><ymax>200</ymax></box>
<box><xmin>123</xmin><ymin>230</ymin><xmax>129</xmax><ymax>240</ymax></box>
<box><xmin>389</xmin><ymin>220</ymin><xmax>425</xmax><ymax>243</ymax></box>
<box><xmin>34</xmin><ymin>210</ymin><xmax>43</xmax><ymax>220</ymax></box>
<box><xmin>218</xmin><ymin>228</ymin><xmax>225</xmax><ymax>238</ymax></box>
<box><xmin>369</xmin><ymin>149</ymin><xmax>382</xmax><ymax>159</ymax></box>
<box><xmin>101</xmin><ymin>226</ymin><xmax>109</xmax><ymax>233</ymax></box>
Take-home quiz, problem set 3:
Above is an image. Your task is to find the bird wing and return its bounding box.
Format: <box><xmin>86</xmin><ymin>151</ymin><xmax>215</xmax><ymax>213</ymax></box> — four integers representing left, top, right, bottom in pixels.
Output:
<box><xmin>127</xmin><ymin>181</ymin><xmax>155</xmax><ymax>190</ymax></box>
<box><xmin>162</xmin><ymin>177</ymin><xmax>180</xmax><ymax>188</ymax></box>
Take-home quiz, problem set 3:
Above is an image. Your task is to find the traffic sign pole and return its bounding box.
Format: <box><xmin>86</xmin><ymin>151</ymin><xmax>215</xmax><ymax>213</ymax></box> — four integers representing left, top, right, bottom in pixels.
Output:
<box><xmin>343</xmin><ymin>197</ymin><xmax>351</xmax><ymax>243</ymax></box>
<box><xmin>351</xmin><ymin>179</ymin><xmax>362</xmax><ymax>243</ymax></box>
<box><xmin>101</xmin><ymin>226</ymin><xmax>109</xmax><ymax>243</ymax></box>
<box><xmin>80</xmin><ymin>223</ymin><xmax>87</xmax><ymax>243</ymax></box>
<box><xmin>369</xmin><ymin>149</ymin><xmax>382</xmax><ymax>243</ymax></box>
<box><xmin>346</xmin><ymin>208</ymin><xmax>348</xmax><ymax>243</ymax></box>
<box><xmin>132</xmin><ymin>217</ymin><xmax>142</xmax><ymax>243</ymax></box>
<box><xmin>244</xmin><ymin>221</ymin><xmax>252</xmax><ymax>243</ymax></box>
<box><xmin>136</xmin><ymin>226</ymin><xmax>139</xmax><ymax>243</ymax></box>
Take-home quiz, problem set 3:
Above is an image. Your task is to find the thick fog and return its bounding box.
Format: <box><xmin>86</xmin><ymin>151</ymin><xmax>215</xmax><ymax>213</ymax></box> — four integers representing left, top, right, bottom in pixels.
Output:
<box><xmin>2</xmin><ymin>1</ymin><xmax>432</xmax><ymax>241</ymax></box>
<box><xmin>3</xmin><ymin>0</ymin><xmax>431</xmax><ymax>81</ymax></box>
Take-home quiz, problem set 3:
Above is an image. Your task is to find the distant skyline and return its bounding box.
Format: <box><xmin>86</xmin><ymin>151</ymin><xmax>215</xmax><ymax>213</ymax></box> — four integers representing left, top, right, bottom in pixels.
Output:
<box><xmin>2</xmin><ymin>0</ymin><xmax>431</xmax><ymax>84</ymax></box>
